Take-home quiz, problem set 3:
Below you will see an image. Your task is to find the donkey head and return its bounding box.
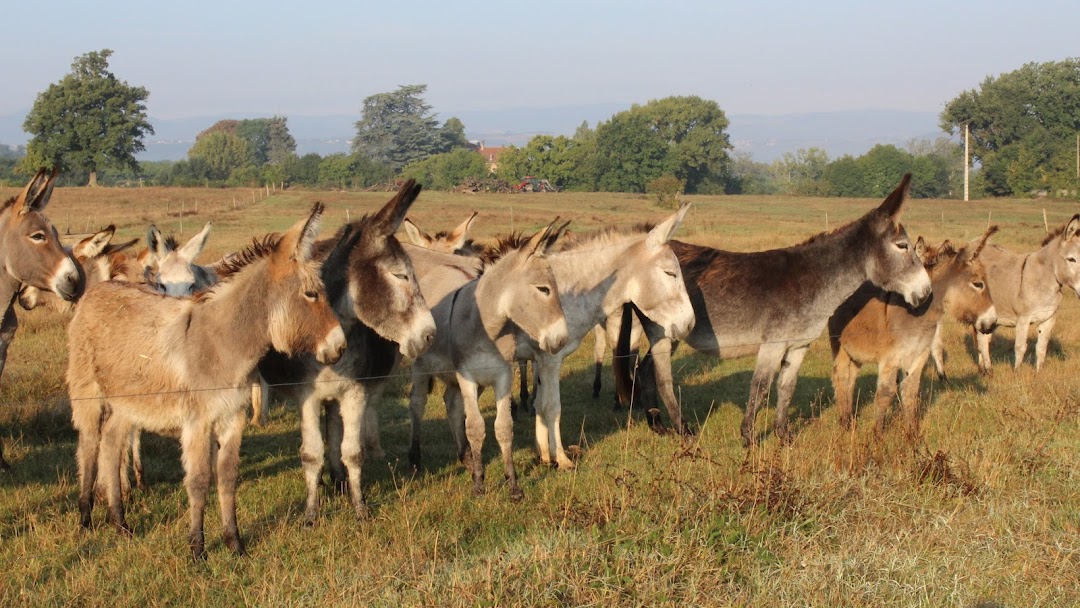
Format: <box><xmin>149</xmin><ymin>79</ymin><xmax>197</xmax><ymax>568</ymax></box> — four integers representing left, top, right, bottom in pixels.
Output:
<box><xmin>491</xmin><ymin>220</ymin><xmax>570</xmax><ymax>354</ymax></box>
<box><xmin>622</xmin><ymin>202</ymin><xmax>696</xmax><ymax>340</ymax></box>
<box><xmin>266</xmin><ymin>203</ymin><xmax>345</xmax><ymax>365</ymax></box>
<box><xmin>863</xmin><ymin>174</ymin><xmax>932</xmax><ymax>307</ymax></box>
<box><xmin>146</xmin><ymin>221</ymin><xmax>214</xmax><ymax>296</ymax></box>
<box><xmin>336</xmin><ymin>180</ymin><xmax>436</xmax><ymax>359</ymax></box>
<box><xmin>18</xmin><ymin>225</ymin><xmax>139</xmax><ymax>312</ymax></box>
<box><xmin>1</xmin><ymin>169</ymin><xmax>80</xmax><ymax>300</ymax></box>
<box><xmin>403</xmin><ymin>211</ymin><xmax>478</xmax><ymax>255</ymax></box>
<box><xmin>928</xmin><ymin>226</ymin><xmax>998</xmax><ymax>334</ymax></box>
<box><xmin>1049</xmin><ymin>214</ymin><xmax>1080</xmax><ymax>297</ymax></box>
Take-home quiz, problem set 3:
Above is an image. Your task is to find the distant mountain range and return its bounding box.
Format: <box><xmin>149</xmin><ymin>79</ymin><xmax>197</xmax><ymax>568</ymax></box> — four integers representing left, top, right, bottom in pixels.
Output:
<box><xmin>0</xmin><ymin>106</ymin><xmax>944</xmax><ymax>164</ymax></box>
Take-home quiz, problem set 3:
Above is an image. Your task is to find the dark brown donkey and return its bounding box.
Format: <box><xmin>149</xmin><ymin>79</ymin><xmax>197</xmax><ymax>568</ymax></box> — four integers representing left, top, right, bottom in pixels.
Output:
<box><xmin>258</xmin><ymin>180</ymin><xmax>436</xmax><ymax>524</ymax></box>
<box><xmin>829</xmin><ymin>228</ymin><xmax>998</xmax><ymax>436</ymax></box>
<box><xmin>0</xmin><ymin>169</ymin><xmax>82</xmax><ymax>470</ymax></box>
<box><xmin>620</xmin><ymin>175</ymin><xmax>932</xmax><ymax>446</ymax></box>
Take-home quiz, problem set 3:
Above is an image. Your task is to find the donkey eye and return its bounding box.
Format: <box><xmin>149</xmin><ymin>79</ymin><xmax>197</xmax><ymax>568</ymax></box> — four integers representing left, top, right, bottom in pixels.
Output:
<box><xmin>304</xmin><ymin>290</ymin><xmax>319</xmax><ymax>301</ymax></box>
<box><xmin>972</xmin><ymin>281</ymin><xmax>985</xmax><ymax>290</ymax></box>
<box><xmin>29</xmin><ymin>232</ymin><xmax>46</xmax><ymax>242</ymax></box>
<box><xmin>536</xmin><ymin>285</ymin><xmax>551</xmax><ymax>295</ymax></box>
<box><xmin>896</xmin><ymin>242</ymin><xmax>909</xmax><ymax>250</ymax></box>
<box><xmin>393</xmin><ymin>273</ymin><xmax>408</xmax><ymax>281</ymax></box>
<box><xmin>664</xmin><ymin>270</ymin><xmax>677</xmax><ymax>278</ymax></box>
<box><xmin>1068</xmin><ymin>257</ymin><xmax>1077</xmax><ymax>263</ymax></box>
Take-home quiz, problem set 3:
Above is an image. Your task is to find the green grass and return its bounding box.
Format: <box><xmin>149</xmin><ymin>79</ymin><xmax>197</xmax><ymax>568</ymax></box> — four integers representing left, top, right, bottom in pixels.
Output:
<box><xmin>2</xmin><ymin>186</ymin><xmax>1080</xmax><ymax>605</ymax></box>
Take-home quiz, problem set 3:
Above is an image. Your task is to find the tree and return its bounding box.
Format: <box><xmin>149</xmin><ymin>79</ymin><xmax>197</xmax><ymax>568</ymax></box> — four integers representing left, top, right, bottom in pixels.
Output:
<box><xmin>402</xmin><ymin>148</ymin><xmax>488</xmax><ymax>190</ymax></box>
<box><xmin>941</xmin><ymin>59</ymin><xmax>1080</xmax><ymax>196</ymax></box>
<box><xmin>629</xmin><ymin>96</ymin><xmax>733</xmax><ymax>193</ymax></box>
<box><xmin>22</xmin><ymin>49</ymin><xmax>153</xmax><ymax>186</ymax></box>
<box><xmin>594</xmin><ymin>111</ymin><xmax>678</xmax><ymax>193</ymax></box>
<box><xmin>188</xmin><ymin>131</ymin><xmax>250</xmax><ymax>181</ymax></box>
<box><xmin>199</xmin><ymin>117</ymin><xmax>296</xmax><ymax>166</ymax></box>
<box><xmin>352</xmin><ymin>84</ymin><xmax>470</xmax><ymax>172</ymax></box>
<box><xmin>771</xmin><ymin>148</ymin><xmax>831</xmax><ymax>196</ymax></box>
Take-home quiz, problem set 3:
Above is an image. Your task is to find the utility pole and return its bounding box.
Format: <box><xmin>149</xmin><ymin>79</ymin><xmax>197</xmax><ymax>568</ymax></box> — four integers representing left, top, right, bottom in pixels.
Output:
<box><xmin>964</xmin><ymin>123</ymin><xmax>970</xmax><ymax>202</ymax></box>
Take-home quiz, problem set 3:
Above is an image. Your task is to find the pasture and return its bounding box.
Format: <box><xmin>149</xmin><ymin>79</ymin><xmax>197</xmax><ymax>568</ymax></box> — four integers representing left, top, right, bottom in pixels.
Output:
<box><xmin>1</xmin><ymin>185</ymin><xmax>1079</xmax><ymax>606</ymax></box>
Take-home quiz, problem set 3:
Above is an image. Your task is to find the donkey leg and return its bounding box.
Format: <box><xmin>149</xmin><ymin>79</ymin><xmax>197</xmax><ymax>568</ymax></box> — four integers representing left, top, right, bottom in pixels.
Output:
<box><xmin>773</xmin><ymin>344</ymin><xmax>809</xmax><ymax>443</ymax></box>
<box><xmin>975</xmin><ymin>329</ymin><xmax>993</xmax><ymax>375</ymax></box>
<box><xmin>324</xmin><ymin>400</ymin><xmax>346</xmax><ymax>494</ymax></box>
<box><xmin>1034</xmin><ymin>315</ymin><xmax>1057</xmax><ymax>372</ymax></box>
<box><xmin>407</xmin><ymin>372</ymin><xmax>431</xmax><ymax>472</ymax></box>
<box><xmin>494</xmin><ymin>374</ymin><xmax>523</xmax><ymax>501</ymax></box>
<box><xmin>592</xmin><ymin>324</ymin><xmax>606</xmax><ymax>399</ymax></box>
<box><xmin>832</xmin><ymin>348</ymin><xmax>861</xmax><ymax>430</ymax></box>
<box><xmin>1013</xmin><ymin>320</ymin><xmax>1032</xmax><ymax>371</ymax></box>
<box><xmin>250</xmin><ymin>375</ymin><xmax>270</xmax><ymax>427</ymax></box>
<box><xmin>298</xmin><ymin>394</ymin><xmax>326</xmax><ymax>525</ymax></box>
<box><xmin>444</xmin><ymin>383</ymin><xmax>469</xmax><ymax>463</ymax></box>
<box><xmin>535</xmin><ymin>355</ymin><xmax>574</xmax><ymax>469</ymax></box>
<box><xmin>339</xmin><ymin>387</ymin><xmax>370</xmax><ymax>520</ymax></box>
<box><xmin>130</xmin><ymin>429</ymin><xmax>144</xmax><ymax>491</ymax></box>
<box><xmin>900</xmin><ymin>354</ymin><xmax>930</xmax><ymax>439</ymax></box>
<box><xmin>742</xmin><ymin>346</ymin><xmax>783</xmax><ymax>448</ymax></box>
<box><xmin>180</xmin><ymin>418</ymin><xmax>213</xmax><ymax>560</ymax></box>
<box><xmin>873</xmin><ymin>363</ymin><xmax>900</xmax><ymax>434</ymax></box>
<box><xmin>215</xmin><ymin>410</ymin><xmax>247</xmax><ymax>555</ymax></box>
<box><xmin>930</xmin><ymin>324</ymin><xmax>947</xmax><ymax>381</ymax></box>
<box><xmin>457</xmin><ymin>376</ymin><xmax>487</xmax><ymax>497</ymax></box>
<box><xmin>100</xmin><ymin>417</ymin><xmax>133</xmax><ymax>535</ymax></box>
<box><xmin>360</xmin><ymin>380</ymin><xmax>386</xmax><ymax>460</ymax></box>
<box><xmin>0</xmin><ymin>306</ymin><xmax>17</xmax><ymax>470</ymax></box>
<box><xmin>72</xmin><ymin>397</ymin><xmax>105</xmax><ymax>528</ymax></box>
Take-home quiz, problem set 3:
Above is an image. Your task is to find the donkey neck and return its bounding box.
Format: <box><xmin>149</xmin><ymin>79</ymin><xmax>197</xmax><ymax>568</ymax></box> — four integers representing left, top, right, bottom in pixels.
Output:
<box><xmin>792</xmin><ymin>223</ymin><xmax>877</xmax><ymax>312</ymax></box>
<box><xmin>1031</xmin><ymin>239</ymin><xmax>1069</xmax><ymax>293</ymax></box>
<box><xmin>548</xmin><ymin>242</ymin><xmax>630</xmax><ymax>335</ymax></box>
<box><xmin>184</xmin><ymin>261</ymin><xmax>276</xmax><ymax>384</ymax></box>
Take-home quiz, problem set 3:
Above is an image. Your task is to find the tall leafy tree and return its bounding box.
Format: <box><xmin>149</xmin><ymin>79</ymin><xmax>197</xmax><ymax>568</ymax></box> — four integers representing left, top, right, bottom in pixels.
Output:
<box><xmin>629</xmin><ymin>96</ymin><xmax>733</xmax><ymax>193</ymax></box>
<box><xmin>941</xmin><ymin>59</ymin><xmax>1080</xmax><ymax>196</ymax></box>
<box><xmin>22</xmin><ymin>49</ymin><xmax>153</xmax><ymax>186</ymax></box>
<box><xmin>187</xmin><ymin>131</ymin><xmax>250</xmax><ymax>180</ymax></box>
<box><xmin>352</xmin><ymin>84</ymin><xmax>469</xmax><ymax>172</ymax></box>
<box><xmin>594</xmin><ymin>111</ymin><xmax>678</xmax><ymax>193</ymax></box>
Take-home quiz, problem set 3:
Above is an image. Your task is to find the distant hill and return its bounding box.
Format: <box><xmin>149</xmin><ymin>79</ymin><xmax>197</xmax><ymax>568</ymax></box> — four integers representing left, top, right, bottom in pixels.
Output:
<box><xmin>0</xmin><ymin>106</ymin><xmax>945</xmax><ymax>163</ymax></box>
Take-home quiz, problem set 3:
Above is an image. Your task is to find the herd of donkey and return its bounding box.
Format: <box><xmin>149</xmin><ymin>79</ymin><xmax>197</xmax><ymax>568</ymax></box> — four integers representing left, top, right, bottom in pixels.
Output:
<box><xmin>1</xmin><ymin>168</ymin><xmax>1078</xmax><ymax>560</ymax></box>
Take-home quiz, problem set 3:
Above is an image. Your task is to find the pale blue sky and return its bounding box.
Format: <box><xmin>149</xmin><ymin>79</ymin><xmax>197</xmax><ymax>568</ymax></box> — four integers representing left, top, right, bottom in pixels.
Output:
<box><xmin>2</xmin><ymin>0</ymin><xmax>1077</xmax><ymax>119</ymax></box>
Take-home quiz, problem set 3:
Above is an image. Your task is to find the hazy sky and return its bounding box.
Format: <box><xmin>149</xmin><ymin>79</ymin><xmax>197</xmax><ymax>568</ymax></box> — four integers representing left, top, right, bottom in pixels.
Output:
<box><xmin>2</xmin><ymin>0</ymin><xmax>1077</xmax><ymax>119</ymax></box>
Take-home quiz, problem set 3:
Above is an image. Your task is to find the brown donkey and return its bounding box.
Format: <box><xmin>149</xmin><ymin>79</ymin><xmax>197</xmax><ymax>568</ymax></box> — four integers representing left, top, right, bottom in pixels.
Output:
<box><xmin>0</xmin><ymin>169</ymin><xmax>81</xmax><ymax>470</ymax></box>
<box><xmin>829</xmin><ymin>227</ymin><xmax>998</xmax><ymax>436</ymax></box>
<box><xmin>18</xmin><ymin>225</ymin><xmax>140</xmax><ymax>313</ymax></box>
<box><xmin>620</xmin><ymin>175</ymin><xmax>932</xmax><ymax>446</ymax></box>
<box><xmin>67</xmin><ymin>203</ymin><xmax>345</xmax><ymax>560</ymax></box>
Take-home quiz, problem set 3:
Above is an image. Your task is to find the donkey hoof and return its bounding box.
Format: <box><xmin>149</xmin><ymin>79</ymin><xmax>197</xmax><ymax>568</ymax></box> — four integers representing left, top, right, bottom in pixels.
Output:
<box><xmin>508</xmin><ymin>487</ymin><xmax>524</xmax><ymax>502</ymax></box>
<box><xmin>303</xmin><ymin>510</ymin><xmax>319</xmax><ymax>527</ymax></box>
<box><xmin>189</xmin><ymin>533</ymin><xmax>207</xmax><ymax>561</ymax></box>
<box><xmin>472</xmin><ymin>483</ymin><xmax>486</xmax><ymax>498</ymax></box>
<box><xmin>354</xmin><ymin>503</ymin><xmax>371</xmax><ymax>521</ymax></box>
<box><xmin>224</xmin><ymin>531</ymin><xmax>246</xmax><ymax>556</ymax></box>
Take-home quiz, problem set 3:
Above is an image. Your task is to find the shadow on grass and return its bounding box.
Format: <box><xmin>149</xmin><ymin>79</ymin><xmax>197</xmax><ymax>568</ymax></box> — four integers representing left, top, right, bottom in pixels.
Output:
<box><xmin>961</xmin><ymin>331</ymin><xmax>1066</xmax><ymax>370</ymax></box>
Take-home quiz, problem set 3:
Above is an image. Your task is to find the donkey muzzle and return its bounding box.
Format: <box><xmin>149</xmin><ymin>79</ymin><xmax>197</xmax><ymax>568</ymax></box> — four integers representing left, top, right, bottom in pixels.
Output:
<box><xmin>976</xmin><ymin>307</ymin><xmax>998</xmax><ymax>335</ymax></box>
<box><xmin>51</xmin><ymin>256</ymin><xmax>82</xmax><ymax>302</ymax></box>
<box><xmin>316</xmin><ymin>326</ymin><xmax>347</xmax><ymax>364</ymax></box>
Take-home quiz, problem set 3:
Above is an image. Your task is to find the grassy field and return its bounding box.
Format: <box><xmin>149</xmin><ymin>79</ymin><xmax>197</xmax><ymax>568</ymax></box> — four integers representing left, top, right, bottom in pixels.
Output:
<box><xmin>1</xmin><ymin>185</ymin><xmax>1079</xmax><ymax>606</ymax></box>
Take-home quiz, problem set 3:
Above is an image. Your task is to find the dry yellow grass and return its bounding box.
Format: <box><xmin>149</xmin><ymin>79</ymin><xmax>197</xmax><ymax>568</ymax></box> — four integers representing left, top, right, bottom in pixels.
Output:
<box><xmin>0</xmin><ymin>185</ymin><xmax>1078</xmax><ymax>606</ymax></box>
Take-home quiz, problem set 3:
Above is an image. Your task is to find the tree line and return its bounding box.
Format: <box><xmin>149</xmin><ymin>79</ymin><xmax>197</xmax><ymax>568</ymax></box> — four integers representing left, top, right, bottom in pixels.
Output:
<box><xmin>6</xmin><ymin>50</ymin><xmax>1080</xmax><ymax>199</ymax></box>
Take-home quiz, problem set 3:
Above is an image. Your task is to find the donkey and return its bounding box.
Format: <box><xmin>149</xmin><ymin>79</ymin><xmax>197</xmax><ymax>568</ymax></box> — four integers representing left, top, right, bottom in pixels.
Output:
<box><xmin>961</xmin><ymin>215</ymin><xmax>1080</xmax><ymax>373</ymax></box>
<box><xmin>17</xmin><ymin>225</ymin><xmax>140</xmax><ymax>313</ymax></box>
<box><xmin>619</xmin><ymin>174</ymin><xmax>932</xmax><ymax>446</ymax></box>
<box><xmin>143</xmin><ymin>221</ymin><xmax>217</xmax><ymax>296</ymax></box>
<box><xmin>0</xmin><ymin>169</ymin><xmax>82</xmax><ymax>470</ymax></box>
<box><xmin>67</xmin><ymin>203</ymin><xmax>345</xmax><ymax>560</ymax></box>
<box><xmin>257</xmin><ymin>180</ymin><xmax>436</xmax><ymax>524</ymax></box>
<box><xmin>829</xmin><ymin>227</ymin><xmax>998</xmax><ymax>436</ymax></box>
<box><xmin>408</xmin><ymin>221</ymin><xmax>570</xmax><ymax>500</ymax></box>
<box><xmin>514</xmin><ymin>206</ymin><xmax>695</xmax><ymax>469</ymax></box>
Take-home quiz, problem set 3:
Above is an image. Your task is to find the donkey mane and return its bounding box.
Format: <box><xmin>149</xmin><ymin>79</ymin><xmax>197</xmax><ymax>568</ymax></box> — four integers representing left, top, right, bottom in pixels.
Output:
<box><xmin>558</xmin><ymin>222</ymin><xmax>656</xmax><ymax>252</ymax></box>
<box><xmin>796</xmin><ymin>214</ymin><xmax>871</xmax><ymax>247</ymax></box>
<box><xmin>162</xmin><ymin>235</ymin><xmax>179</xmax><ymax>250</ymax></box>
<box><xmin>478</xmin><ymin>231</ymin><xmax>535</xmax><ymax>272</ymax></box>
<box><xmin>194</xmin><ymin>233</ymin><xmax>283</xmax><ymax>301</ymax></box>
<box><xmin>0</xmin><ymin>195</ymin><xmax>18</xmax><ymax>213</ymax></box>
<box><xmin>1042</xmin><ymin>225</ymin><xmax>1068</xmax><ymax>246</ymax></box>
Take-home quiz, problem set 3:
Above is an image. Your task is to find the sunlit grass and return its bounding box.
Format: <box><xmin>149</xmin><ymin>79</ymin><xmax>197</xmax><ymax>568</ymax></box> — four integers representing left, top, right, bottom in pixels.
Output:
<box><xmin>1</xmin><ymin>186</ymin><xmax>1079</xmax><ymax>605</ymax></box>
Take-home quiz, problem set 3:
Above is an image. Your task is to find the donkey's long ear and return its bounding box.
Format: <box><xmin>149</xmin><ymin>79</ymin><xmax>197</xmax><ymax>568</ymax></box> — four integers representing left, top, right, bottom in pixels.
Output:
<box><xmin>646</xmin><ymin>201</ymin><xmax>691</xmax><ymax>249</ymax></box>
<box><xmin>321</xmin><ymin>224</ymin><xmax>357</xmax><ymax>301</ymax></box>
<box><xmin>147</xmin><ymin>224</ymin><xmax>168</xmax><ymax>260</ymax></box>
<box><xmin>373</xmin><ymin>179</ymin><xmax>422</xmax><ymax>235</ymax></box>
<box><xmin>73</xmin><ymin>225</ymin><xmax>116</xmax><ymax>259</ymax></box>
<box><xmin>525</xmin><ymin>219</ymin><xmax>558</xmax><ymax>257</ymax></box>
<box><xmin>970</xmin><ymin>225</ymin><xmax>999</xmax><ymax>260</ymax></box>
<box><xmin>402</xmin><ymin>218</ymin><xmax>432</xmax><ymax>247</ymax></box>
<box><xmin>1064</xmin><ymin>214</ymin><xmax>1080</xmax><ymax>241</ymax></box>
<box><xmin>445</xmin><ymin>211</ymin><xmax>479</xmax><ymax>251</ymax></box>
<box><xmin>20</xmin><ymin>168</ymin><xmax>59</xmax><ymax>214</ymax></box>
<box><xmin>178</xmin><ymin>222</ymin><xmax>212</xmax><ymax>263</ymax></box>
<box><xmin>290</xmin><ymin>202</ymin><xmax>325</xmax><ymax>262</ymax></box>
<box><xmin>914</xmin><ymin>236</ymin><xmax>927</xmax><ymax>261</ymax></box>
<box><xmin>103</xmin><ymin>237</ymin><xmax>140</xmax><ymax>256</ymax></box>
<box><xmin>876</xmin><ymin>173</ymin><xmax>912</xmax><ymax>228</ymax></box>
